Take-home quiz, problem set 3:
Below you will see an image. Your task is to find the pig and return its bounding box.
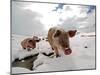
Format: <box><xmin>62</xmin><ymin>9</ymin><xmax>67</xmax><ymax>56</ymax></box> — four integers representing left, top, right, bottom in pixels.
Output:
<box><xmin>33</xmin><ymin>36</ymin><xmax>41</xmax><ymax>42</ymax></box>
<box><xmin>47</xmin><ymin>27</ymin><xmax>77</xmax><ymax>57</ymax></box>
<box><xmin>21</xmin><ymin>38</ymin><xmax>36</xmax><ymax>51</ymax></box>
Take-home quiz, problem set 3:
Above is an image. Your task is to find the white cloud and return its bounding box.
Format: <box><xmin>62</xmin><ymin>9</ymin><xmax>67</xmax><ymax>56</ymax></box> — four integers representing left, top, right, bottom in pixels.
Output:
<box><xmin>58</xmin><ymin>5</ymin><xmax>95</xmax><ymax>32</ymax></box>
<box><xmin>23</xmin><ymin>4</ymin><xmax>89</xmax><ymax>31</ymax></box>
<box><xmin>12</xmin><ymin>2</ymin><xmax>45</xmax><ymax>36</ymax></box>
<box><xmin>12</xmin><ymin>1</ymin><xmax>95</xmax><ymax>36</ymax></box>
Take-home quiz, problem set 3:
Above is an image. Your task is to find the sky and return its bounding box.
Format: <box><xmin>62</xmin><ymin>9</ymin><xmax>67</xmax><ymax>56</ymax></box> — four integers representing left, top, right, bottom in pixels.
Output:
<box><xmin>12</xmin><ymin>0</ymin><xmax>96</xmax><ymax>36</ymax></box>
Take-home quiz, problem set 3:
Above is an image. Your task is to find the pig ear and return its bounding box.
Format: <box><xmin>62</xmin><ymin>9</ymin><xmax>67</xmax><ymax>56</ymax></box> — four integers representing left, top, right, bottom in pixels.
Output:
<box><xmin>54</xmin><ymin>30</ymin><xmax>61</xmax><ymax>37</ymax></box>
<box><xmin>67</xmin><ymin>30</ymin><xmax>77</xmax><ymax>38</ymax></box>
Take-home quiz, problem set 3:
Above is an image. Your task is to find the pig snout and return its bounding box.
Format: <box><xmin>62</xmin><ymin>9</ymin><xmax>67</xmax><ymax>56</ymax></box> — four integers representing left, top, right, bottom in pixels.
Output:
<box><xmin>21</xmin><ymin>38</ymin><xmax>36</xmax><ymax>51</ymax></box>
<box><xmin>27</xmin><ymin>45</ymin><xmax>35</xmax><ymax>51</ymax></box>
<box><xmin>31</xmin><ymin>45</ymin><xmax>36</xmax><ymax>49</ymax></box>
<box><xmin>64</xmin><ymin>48</ymin><xmax>72</xmax><ymax>55</ymax></box>
<box><xmin>29</xmin><ymin>44</ymin><xmax>36</xmax><ymax>49</ymax></box>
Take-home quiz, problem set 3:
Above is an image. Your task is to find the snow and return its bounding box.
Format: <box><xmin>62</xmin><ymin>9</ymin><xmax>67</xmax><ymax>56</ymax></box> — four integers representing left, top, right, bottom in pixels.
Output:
<box><xmin>12</xmin><ymin>67</ymin><xmax>31</xmax><ymax>74</ymax></box>
<box><xmin>12</xmin><ymin>49</ymin><xmax>39</xmax><ymax>62</ymax></box>
<box><xmin>11</xmin><ymin>32</ymin><xmax>95</xmax><ymax>74</ymax></box>
<box><xmin>11</xmin><ymin>34</ymin><xmax>52</xmax><ymax>62</ymax></box>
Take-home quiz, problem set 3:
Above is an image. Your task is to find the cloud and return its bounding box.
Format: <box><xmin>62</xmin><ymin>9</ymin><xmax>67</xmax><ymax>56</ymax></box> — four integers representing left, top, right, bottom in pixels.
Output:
<box><xmin>58</xmin><ymin>5</ymin><xmax>95</xmax><ymax>33</ymax></box>
<box><xmin>65</xmin><ymin>6</ymin><xmax>72</xmax><ymax>11</ymax></box>
<box><xmin>12</xmin><ymin>2</ymin><xmax>45</xmax><ymax>36</ymax></box>
<box><xmin>12</xmin><ymin>1</ymin><xmax>96</xmax><ymax>36</ymax></box>
<box><xmin>80</xmin><ymin>9</ymin><xmax>95</xmax><ymax>32</ymax></box>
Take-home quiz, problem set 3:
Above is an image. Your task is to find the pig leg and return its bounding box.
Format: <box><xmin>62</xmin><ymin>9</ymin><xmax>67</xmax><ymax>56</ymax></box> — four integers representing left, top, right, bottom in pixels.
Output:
<box><xmin>32</xmin><ymin>45</ymin><xmax>35</xmax><ymax>49</ymax></box>
<box><xmin>27</xmin><ymin>48</ymin><xmax>31</xmax><ymax>51</ymax></box>
<box><xmin>32</xmin><ymin>47</ymin><xmax>36</xmax><ymax>49</ymax></box>
<box><xmin>53</xmin><ymin>47</ymin><xmax>60</xmax><ymax>58</ymax></box>
<box><xmin>52</xmin><ymin>47</ymin><xmax>54</xmax><ymax>50</ymax></box>
<box><xmin>27</xmin><ymin>46</ymin><xmax>31</xmax><ymax>51</ymax></box>
<box><xmin>22</xmin><ymin>47</ymin><xmax>26</xmax><ymax>50</ymax></box>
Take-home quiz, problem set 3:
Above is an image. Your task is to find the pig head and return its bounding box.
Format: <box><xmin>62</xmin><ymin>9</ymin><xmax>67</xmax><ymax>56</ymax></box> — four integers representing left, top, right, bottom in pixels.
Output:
<box><xmin>21</xmin><ymin>38</ymin><xmax>36</xmax><ymax>51</ymax></box>
<box><xmin>47</xmin><ymin>27</ymin><xmax>77</xmax><ymax>57</ymax></box>
<box><xmin>33</xmin><ymin>36</ymin><xmax>41</xmax><ymax>42</ymax></box>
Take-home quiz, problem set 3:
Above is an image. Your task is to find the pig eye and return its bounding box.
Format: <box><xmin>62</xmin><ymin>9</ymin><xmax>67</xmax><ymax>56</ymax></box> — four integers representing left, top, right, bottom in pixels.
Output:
<box><xmin>54</xmin><ymin>30</ymin><xmax>61</xmax><ymax>37</ymax></box>
<box><xmin>28</xmin><ymin>40</ymin><xmax>33</xmax><ymax>43</ymax></box>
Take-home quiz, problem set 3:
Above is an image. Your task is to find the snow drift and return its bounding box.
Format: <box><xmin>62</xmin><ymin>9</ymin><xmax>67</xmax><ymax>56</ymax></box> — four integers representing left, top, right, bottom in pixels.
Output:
<box><xmin>11</xmin><ymin>32</ymin><xmax>96</xmax><ymax>74</ymax></box>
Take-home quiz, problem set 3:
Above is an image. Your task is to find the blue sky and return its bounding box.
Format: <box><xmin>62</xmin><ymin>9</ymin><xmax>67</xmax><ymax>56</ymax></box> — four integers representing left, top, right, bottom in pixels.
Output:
<box><xmin>53</xmin><ymin>3</ymin><xmax>95</xmax><ymax>14</ymax></box>
<box><xmin>52</xmin><ymin>3</ymin><xmax>65</xmax><ymax>11</ymax></box>
<box><xmin>87</xmin><ymin>5</ymin><xmax>95</xmax><ymax>14</ymax></box>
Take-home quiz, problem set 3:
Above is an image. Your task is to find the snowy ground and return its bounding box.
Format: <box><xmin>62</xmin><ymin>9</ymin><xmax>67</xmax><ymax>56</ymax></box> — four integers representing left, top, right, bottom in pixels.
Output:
<box><xmin>11</xmin><ymin>32</ymin><xmax>96</xmax><ymax>74</ymax></box>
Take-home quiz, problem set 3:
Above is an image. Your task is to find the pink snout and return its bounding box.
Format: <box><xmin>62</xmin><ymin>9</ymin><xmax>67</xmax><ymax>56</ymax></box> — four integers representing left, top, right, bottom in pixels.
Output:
<box><xmin>30</xmin><ymin>45</ymin><xmax>36</xmax><ymax>49</ymax></box>
<box><xmin>64</xmin><ymin>48</ymin><xmax>72</xmax><ymax>55</ymax></box>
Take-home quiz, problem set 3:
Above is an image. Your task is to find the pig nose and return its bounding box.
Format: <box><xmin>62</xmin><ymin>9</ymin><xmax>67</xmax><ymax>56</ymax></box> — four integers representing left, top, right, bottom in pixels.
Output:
<box><xmin>64</xmin><ymin>48</ymin><xmax>72</xmax><ymax>55</ymax></box>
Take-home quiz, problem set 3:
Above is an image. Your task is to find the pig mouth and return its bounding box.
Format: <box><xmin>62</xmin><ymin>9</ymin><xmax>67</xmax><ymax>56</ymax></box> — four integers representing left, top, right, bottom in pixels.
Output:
<box><xmin>64</xmin><ymin>48</ymin><xmax>72</xmax><ymax>55</ymax></box>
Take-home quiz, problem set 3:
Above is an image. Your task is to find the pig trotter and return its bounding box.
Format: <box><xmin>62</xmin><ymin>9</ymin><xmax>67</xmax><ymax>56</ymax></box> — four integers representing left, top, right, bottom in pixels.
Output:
<box><xmin>23</xmin><ymin>47</ymin><xmax>26</xmax><ymax>49</ymax></box>
<box><xmin>52</xmin><ymin>47</ymin><xmax>54</xmax><ymax>50</ymax></box>
<box><xmin>27</xmin><ymin>48</ymin><xmax>31</xmax><ymax>51</ymax></box>
<box><xmin>56</xmin><ymin>54</ymin><xmax>61</xmax><ymax>58</ymax></box>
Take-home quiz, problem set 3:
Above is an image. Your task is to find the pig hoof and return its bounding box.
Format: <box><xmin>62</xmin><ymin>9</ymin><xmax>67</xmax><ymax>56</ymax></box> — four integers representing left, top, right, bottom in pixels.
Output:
<box><xmin>84</xmin><ymin>46</ymin><xmax>88</xmax><ymax>48</ymax></box>
<box><xmin>56</xmin><ymin>54</ymin><xmax>61</xmax><ymax>58</ymax></box>
<box><xmin>23</xmin><ymin>48</ymin><xmax>26</xmax><ymax>49</ymax></box>
<box><xmin>52</xmin><ymin>48</ymin><xmax>54</xmax><ymax>50</ymax></box>
<box><xmin>27</xmin><ymin>49</ymin><xmax>31</xmax><ymax>51</ymax></box>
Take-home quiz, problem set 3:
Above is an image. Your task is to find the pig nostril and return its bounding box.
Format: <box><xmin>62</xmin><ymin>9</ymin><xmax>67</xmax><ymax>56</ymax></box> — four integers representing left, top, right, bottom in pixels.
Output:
<box><xmin>64</xmin><ymin>48</ymin><xmax>72</xmax><ymax>55</ymax></box>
